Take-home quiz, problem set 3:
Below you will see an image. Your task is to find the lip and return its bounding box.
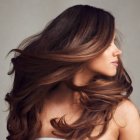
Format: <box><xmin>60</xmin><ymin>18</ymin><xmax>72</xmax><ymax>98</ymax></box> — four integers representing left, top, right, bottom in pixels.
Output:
<box><xmin>111</xmin><ymin>61</ymin><xmax>118</xmax><ymax>67</ymax></box>
<box><xmin>111</xmin><ymin>60</ymin><xmax>118</xmax><ymax>63</ymax></box>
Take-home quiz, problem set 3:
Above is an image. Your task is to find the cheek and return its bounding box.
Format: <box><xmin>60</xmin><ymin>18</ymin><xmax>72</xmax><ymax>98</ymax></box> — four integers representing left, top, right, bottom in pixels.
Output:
<box><xmin>88</xmin><ymin>56</ymin><xmax>107</xmax><ymax>72</ymax></box>
<box><xmin>87</xmin><ymin>56</ymin><xmax>117</xmax><ymax>76</ymax></box>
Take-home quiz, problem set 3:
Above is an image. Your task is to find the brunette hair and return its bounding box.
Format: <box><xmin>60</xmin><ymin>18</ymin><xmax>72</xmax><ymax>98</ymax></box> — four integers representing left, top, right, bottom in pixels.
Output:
<box><xmin>5</xmin><ymin>4</ymin><xmax>132</xmax><ymax>140</ymax></box>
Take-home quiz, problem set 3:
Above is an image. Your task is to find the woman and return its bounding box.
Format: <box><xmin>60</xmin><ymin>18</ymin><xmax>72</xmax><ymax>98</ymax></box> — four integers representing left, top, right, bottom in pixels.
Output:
<box><xmin>5</xmin><ymin>4</ymin><xmax>140</xmax><ymax>140</ymax></box>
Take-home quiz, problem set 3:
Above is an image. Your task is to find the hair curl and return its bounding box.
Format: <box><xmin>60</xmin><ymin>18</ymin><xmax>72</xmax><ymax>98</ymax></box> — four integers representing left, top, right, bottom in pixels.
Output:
<box><xmin>5</xmin><ymin>5</ymin><xmax>132</xmax><ymax>140</ymax></box>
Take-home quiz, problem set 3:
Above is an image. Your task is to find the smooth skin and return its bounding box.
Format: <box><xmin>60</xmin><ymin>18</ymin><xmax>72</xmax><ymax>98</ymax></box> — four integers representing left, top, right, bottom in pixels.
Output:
<box><xmin>83</xmin><ymin>38</ymin><xmax>140</xmax><ymax>139</ymax></box>
<box><xmin>116</xmin><ymin>99</ymin><xmax>140</xmax><ymax>140</ymax></box>
<box><xmin>73</xmin><ymin>37</ymin><xmax>122</xmax><ymax>86</ymax></box>
<box><xmin>39</xmin><ymin>38</ymin><xmax>140</xmax><ymax>139</ymax></box>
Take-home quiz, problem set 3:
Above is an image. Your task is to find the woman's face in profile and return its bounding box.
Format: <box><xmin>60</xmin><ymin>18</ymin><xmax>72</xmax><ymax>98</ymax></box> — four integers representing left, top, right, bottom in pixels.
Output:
<box><xmin>87</xmin><ymin>38</ymin><xmax>122</xmax><ymax>77</ymax></box>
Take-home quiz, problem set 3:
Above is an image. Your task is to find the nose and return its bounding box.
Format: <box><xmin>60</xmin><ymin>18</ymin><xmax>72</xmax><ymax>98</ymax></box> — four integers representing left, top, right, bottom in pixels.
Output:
<box><xmin>113</xmin><ymin>47</ymin><xmax>122</xmax><ymax>56</ymax></box>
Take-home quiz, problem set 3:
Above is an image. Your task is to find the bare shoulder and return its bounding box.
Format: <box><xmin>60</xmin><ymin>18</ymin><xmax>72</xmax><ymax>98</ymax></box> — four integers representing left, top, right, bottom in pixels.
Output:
<box><xmin>114</xmin><ymin>99</ymin><xmax>140</xmax><ymax>122</ymax></box>
<box><xmin>113</xmin><ymin>99</ymin><xmax>140</xmax><ymax>127</ymax></box>
<box><xmin>113</xmin><ymin>99</ymin><xmax>140</xmax><ymax>140</ymax></box>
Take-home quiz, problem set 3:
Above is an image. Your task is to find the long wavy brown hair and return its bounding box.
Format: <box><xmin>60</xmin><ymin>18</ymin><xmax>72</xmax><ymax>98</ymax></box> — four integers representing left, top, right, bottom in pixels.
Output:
<box><xmin>5</xmin><ymin>5</ymin><xmax>133</xmax><ymax>140</ymax></box>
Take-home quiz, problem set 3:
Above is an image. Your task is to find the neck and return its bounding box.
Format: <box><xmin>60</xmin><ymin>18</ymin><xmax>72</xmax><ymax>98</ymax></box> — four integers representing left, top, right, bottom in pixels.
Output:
<box><xmin>46</xmin><ymin>82</ymin><xmax>80</xmax><ymax>105</ymax></box>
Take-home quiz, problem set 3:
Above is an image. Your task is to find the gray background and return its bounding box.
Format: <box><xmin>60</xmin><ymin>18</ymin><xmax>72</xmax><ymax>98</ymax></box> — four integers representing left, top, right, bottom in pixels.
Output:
<box><xmin>0</xmin><ymin>0</ymin><xmax>140</xmax><ymax>139</ymax></box>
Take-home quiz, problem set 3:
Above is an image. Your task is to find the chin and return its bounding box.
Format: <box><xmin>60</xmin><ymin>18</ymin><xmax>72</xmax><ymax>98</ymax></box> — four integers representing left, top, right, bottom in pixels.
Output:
<box><xmin>102</xmin><ymin>71</ymin><xmax>117</xmax><ymax>77</ymax></box>
<box><xmin>107</xmin><ymin>72</ymin><xmax>117</xmax><ymax>77</ymax></box>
